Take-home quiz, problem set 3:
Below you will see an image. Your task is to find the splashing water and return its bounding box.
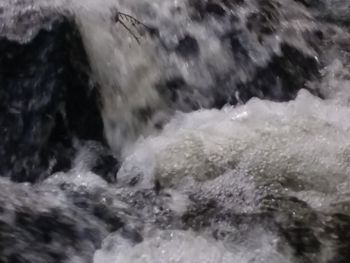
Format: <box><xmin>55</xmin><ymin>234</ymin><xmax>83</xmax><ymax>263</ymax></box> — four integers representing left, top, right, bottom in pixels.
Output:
<box><xmin>2</xmin><ymin>0</ymin><xmax>350</xmax><ymax>262</ymax></box>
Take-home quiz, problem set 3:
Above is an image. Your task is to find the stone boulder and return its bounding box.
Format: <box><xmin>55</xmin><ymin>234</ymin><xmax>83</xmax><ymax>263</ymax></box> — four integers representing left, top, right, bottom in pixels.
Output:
<box><xmin>0</xmin><ymin>14</ymin><xmax>107</xmax><ymax>183</ymax></box>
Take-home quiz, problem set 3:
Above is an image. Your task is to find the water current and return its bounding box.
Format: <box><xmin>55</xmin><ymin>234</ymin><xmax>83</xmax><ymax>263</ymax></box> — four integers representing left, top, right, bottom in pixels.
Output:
<box><xmin>1</xmin><ymin>0</ymin><xmax>350</xmax><ymax>262</ymax></box>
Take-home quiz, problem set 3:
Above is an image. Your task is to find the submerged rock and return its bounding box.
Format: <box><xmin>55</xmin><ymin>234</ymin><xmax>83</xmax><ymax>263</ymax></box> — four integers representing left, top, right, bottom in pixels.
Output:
<box><xmin>0</xmin><ymin>14</ymin><xmax>105</xmax><ymax>182</ymax></box>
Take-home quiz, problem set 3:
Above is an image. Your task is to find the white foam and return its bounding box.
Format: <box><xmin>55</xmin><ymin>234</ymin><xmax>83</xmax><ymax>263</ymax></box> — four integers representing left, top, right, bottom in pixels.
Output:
<box><xmin>94</xmin><ymin>229</ymin><xmax>292</xmax><ymax>263</ymax></box>
<box><xmin>118</xmin><ymin>89</ymin><xmax>350</xmax><ymax>199</ymax></box>
<box><xmin>3</xmin><ymin>0</ymin><xmax>350</xmax><ymax>261</ymax></box>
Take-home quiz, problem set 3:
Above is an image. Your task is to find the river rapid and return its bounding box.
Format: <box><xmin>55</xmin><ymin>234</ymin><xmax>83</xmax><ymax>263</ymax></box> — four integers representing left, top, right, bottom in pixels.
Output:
<box><xmin>1</xmin><ymin>0</ymin><xmax>350</xmax><ymax>262</ymax></box>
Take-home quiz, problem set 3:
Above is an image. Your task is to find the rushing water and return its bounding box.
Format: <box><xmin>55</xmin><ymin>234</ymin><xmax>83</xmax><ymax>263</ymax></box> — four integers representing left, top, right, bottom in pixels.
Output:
<box><xmin>1</xmin><ymin>0</ymin><xmax>350</xmax><ymax>262</ymax></box>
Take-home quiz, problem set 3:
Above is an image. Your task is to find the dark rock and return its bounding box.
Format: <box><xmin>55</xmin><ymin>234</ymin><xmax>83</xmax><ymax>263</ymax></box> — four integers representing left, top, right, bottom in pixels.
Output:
<box><xmin>91</xmin><ymin>153</ymin><xmax>119</xmax><ymax>184</ymax></box>
<box><xmin>76</xmin><ymin>141</ymin><xmax>119</xmax><ymax>183</ymax></box>
<box><xmin>0</xmin><ymin>15</ymin><xmax>104</xmax><ymax>182</ymax></box>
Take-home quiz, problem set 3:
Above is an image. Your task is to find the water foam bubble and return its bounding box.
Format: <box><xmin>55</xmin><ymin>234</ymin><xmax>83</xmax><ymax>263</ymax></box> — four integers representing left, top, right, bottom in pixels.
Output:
<box><xmin>118</xmin><ymin>89</ymin><xmax>350</xmax><ymax>200</ymax></box>
<box><xmin>94</xmin><ymin>229</ymin><xmax>292</xmax><ymax>263</ymax></box>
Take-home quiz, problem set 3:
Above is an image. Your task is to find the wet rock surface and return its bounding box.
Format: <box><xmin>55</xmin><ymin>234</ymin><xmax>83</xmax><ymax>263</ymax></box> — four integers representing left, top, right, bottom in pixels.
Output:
<box><xmin>0</xmin><ymin>15</ymin><xmax>106</xmax><ymax>183</ymax></box>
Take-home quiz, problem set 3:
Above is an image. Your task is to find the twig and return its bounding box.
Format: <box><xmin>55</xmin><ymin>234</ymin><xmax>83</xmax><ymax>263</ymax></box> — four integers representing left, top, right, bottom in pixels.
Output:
<box><xmin>112</xmin><ymin>10</ymin><xmax>158</xmax><ymax>44</ymax></box>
